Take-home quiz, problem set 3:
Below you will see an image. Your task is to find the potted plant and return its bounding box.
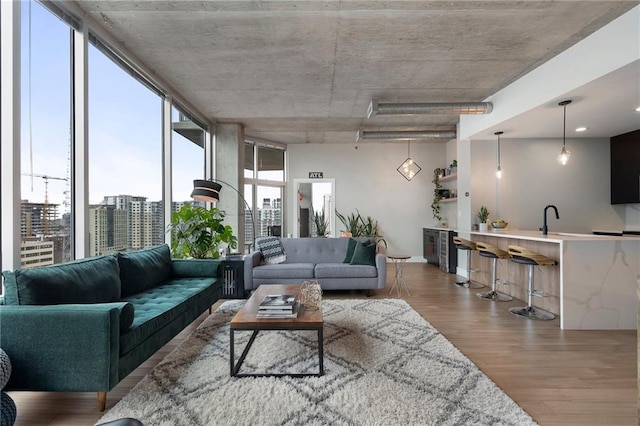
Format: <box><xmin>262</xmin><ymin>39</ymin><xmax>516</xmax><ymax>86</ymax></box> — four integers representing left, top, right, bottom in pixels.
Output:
<box><xmin>477</xmin><ymin>206</ymin><xmax>489</xmax><ymax>232</ymax></box>
<box><xmin>166</xmin><ymin>203</ymin><xmax>238</xmax><ymax>259</ymax></box>
<box><xmin>336</xmin><ymin>209</ymin><xmax>387</xmax><ymax>250</ymax></box>
<box><xmin>313</xmin><ymin>210</ymin><xmax>329</xmax><ymax>237</ymax></box>
<box><xmin>336</xmin><ymin>210</ymin><xmax>359</xmax><ymax>237</ymax></box>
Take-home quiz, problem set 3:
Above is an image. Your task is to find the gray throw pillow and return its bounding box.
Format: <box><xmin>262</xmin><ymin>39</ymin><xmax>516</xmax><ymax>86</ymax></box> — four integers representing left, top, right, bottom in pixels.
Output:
<box><xmin>255</xmin><ymin>237</ymin><xmax>286</xmax><ymax>264</ymax></box>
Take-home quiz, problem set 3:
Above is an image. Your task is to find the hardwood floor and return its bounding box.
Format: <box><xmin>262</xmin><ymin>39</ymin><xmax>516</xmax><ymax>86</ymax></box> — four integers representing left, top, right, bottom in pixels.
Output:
<box><xmin>9</xmin><ymin>263</ymin><xmax>637</xmax><ymax>425</ymax></box>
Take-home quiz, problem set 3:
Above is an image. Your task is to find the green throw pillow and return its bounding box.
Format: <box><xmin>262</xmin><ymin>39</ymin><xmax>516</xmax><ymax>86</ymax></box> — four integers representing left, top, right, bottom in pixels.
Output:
<box><xmin>118</xmin><ymin>244</ymin><xmax>172</xmax><ymax>297</ymax></box>
<box><xmin>350</xmin><ymin>241</ymin><xmax>377</xmax><ymax>266</ymax></box>
<box><xmin>343</xmin><ymin>238</ymin><xmax>359</xmax><ymax>263</ymax></box>
<box><xmin>1</xmin><ymin>255</ymin><xmax>121</xmax><ymax>305</ymax></box>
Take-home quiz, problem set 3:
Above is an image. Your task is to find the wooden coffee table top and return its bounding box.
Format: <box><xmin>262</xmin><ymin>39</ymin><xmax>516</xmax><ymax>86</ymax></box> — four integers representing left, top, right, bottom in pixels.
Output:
<box><xmin>230</xmin><ymin>284</ymin><xmax>323</xmax><ymax>328</ymax></box>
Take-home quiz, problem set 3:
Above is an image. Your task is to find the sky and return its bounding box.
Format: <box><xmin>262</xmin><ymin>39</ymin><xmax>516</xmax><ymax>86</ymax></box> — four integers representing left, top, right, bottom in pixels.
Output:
<box><xmin>20</xmin><ymin>1</ymin><xmax>205</xmax><ymax>211</ymax></box>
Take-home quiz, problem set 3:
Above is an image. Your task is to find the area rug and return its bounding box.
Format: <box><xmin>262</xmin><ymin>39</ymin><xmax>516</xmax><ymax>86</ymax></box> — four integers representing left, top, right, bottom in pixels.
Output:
<box><xmin>97</xmin><ymin>299</ymin><xmax>537</xmax><ymax>425</ymax></box>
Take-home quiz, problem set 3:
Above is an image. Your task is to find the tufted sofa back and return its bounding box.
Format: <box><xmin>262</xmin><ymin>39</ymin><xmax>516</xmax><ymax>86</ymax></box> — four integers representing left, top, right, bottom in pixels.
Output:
<box><xmin>279</xmin><ymin>237</ymin><xmax>372</xmax><ymax>264</ymax></box>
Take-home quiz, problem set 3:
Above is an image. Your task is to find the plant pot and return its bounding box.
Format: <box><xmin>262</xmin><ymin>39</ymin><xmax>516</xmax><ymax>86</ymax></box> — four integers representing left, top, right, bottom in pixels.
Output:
<box><xmin>478</xmin><ymin>223</ymin><xmax>488</xmax><ymax>232</ymax></box>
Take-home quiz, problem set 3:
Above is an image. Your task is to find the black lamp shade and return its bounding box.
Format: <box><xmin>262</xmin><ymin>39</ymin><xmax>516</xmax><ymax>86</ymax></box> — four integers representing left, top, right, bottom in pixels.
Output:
<box><xmin>191</xmin><ymin>179</ymin><xmax>222</xmax><ymax>203</ymax></box>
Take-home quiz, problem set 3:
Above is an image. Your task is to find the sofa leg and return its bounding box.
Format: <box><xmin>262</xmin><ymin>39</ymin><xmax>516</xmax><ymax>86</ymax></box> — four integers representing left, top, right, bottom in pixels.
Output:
<box><xmin>209</xmin><ymin>306</ymin><xmax>212</xmax><ymax>315</ymax></box>
<box><xmin>98</xmin><ymin>391</ymin><xmax>107</xmax><ymax>412</ymax></box>
<box><xmin>365</xmin><ymin>290</ymin><xmax>373</xmax><ymax>297</ymax></box>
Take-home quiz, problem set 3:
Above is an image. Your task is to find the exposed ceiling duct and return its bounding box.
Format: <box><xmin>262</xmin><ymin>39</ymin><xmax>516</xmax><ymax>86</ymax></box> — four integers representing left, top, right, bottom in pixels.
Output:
<box><xmin>356</xmin><ymin>129</ymin><xmax>457</xmax><ymax>142</ymax></box>
<box><xmin>367</xmin><ymin>100</ymin><xmax>493</xmax><ymax>118</ymax></box>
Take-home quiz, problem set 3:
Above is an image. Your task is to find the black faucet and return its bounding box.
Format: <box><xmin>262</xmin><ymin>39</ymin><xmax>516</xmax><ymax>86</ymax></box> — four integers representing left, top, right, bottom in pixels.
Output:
<box><xmin>541</xmin><ymin>205</ymin><xmax>559</xmax><ymax>235</ymax></box>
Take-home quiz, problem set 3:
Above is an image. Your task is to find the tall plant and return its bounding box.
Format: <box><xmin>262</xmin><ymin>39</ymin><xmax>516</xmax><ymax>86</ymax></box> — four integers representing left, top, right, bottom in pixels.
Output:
<box><xmin>167</xmin><ymin>204</ymin><xmax>238</xmax><ymax>259</ymax></box>
<box><xmin>313</xmin><ymin>210</ymin><xmax>329</xmax><ymax>237</ymax></box>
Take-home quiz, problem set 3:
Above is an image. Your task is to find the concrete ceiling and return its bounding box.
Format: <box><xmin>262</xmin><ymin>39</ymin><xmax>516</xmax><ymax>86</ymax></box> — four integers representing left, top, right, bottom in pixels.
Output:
<box><xmin>72</xmin><ymin>1</ymin><xmax>638</xmax><ymax>144</ymax></box>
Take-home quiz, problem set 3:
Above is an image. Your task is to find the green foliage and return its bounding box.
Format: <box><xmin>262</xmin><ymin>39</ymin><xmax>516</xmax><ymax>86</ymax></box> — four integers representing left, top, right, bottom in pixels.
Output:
<box><xmin>336</xmin><ymin>209</ymin><xmax>387</xmax><ymax>249</ymax></box>
<box><xmin>336</xmin><ymin>210</ymin><xmax>360</xmax><ymax>235</ymax></box>
<box><xmin>167</xmin><ymin>204</ymin><xmax>238</xmax><ymax>259</ymax></box>
<box><xmin>313</xmin><ymin>210</ymin><xmax>329</xmax><ymax>237</ymax></box>
<box><xmin>477</xmin><ymin>206</ymin><xmax>489</xmax><ymax>223</ymax></box>
<box><xmin>431</xmin><ymin>168</ymin><xmax>443</xmax><ymax>221</ymax></box>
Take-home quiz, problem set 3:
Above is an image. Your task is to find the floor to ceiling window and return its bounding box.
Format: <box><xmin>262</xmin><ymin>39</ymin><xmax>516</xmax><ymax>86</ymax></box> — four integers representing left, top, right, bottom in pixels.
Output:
<box><xmin>19</xmin><ymin>1</ymin><xmax>73</xmax><ymax>267</ymax></box>
<box><xmin>171</xmin><ymin>106</ymin><xmax>205</xmax><ymax>208</ymax></box>
<box><xmin>245</xmin><ymin>142</ymin><xmax>286</xmax><ymax>238</ymax></box>
<box><xmin>88</xmin><ymin>43</ymin><xmax>162</xmax><ymax>255</ymax></box>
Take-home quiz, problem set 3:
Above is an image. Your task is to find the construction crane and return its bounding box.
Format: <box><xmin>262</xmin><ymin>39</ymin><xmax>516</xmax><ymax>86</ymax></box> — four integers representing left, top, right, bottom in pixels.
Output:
<box><xmin>22</xmin><ymin>173</ymin><xmax>69</xmax><ymax>235</ymax></box>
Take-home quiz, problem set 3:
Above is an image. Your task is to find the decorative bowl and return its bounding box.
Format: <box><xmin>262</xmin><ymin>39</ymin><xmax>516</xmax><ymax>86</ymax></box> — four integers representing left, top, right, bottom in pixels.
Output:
<box><xmin>491</xmin><ymin>221</ymin><xmax>508</xmax><ymax>229</ymax></box>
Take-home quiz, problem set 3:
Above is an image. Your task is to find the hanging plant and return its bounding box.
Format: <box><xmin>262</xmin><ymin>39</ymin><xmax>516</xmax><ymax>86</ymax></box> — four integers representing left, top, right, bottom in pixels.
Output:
<box><xmin>431</xmin><ymin>168</ymin><xmax>443</xmax><ymax>221</ymax></box>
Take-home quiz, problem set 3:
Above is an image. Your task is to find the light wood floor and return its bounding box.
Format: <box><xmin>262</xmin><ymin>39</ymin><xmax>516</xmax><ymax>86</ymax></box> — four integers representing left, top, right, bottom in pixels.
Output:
<box><xmin>9</xmin><ymin>263</ymin><xmax>637</xmax><ymax>425</ymax></box>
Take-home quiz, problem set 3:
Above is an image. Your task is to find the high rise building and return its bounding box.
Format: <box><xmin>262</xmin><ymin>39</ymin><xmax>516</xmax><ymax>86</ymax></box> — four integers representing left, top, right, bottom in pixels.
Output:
<box><xmin>89</xmin><ymin>204</ymin><xmax>127</xmax><ymax>256</ymax></box>
<box><xmin>257</xmin><ymin>198</ymin><xmax>282</xmax><ymax>237</ymax></box>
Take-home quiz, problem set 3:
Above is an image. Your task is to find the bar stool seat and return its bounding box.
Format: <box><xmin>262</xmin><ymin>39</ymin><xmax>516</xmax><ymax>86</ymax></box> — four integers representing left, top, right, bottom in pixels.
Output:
<box><xmin>452</xmin><ymin>237</ymin><xmax>483</xmax><ymax>289</ymax></box>
<box><xmin>507</xmin><ymin>245</ymin><xmax>556</xmax><ymax>320</ymax></box>
<box><xmin>475</xmin><ymin>241</ymin><xmax>512</xmax><ymax>302</ymax></box>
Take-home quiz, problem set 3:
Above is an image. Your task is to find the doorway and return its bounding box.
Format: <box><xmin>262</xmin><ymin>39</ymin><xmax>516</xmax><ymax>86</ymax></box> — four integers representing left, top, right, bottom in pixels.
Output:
<box><xmin>293</xmin><ymin>178</ymin><xmax>335</xmax><ymax>238</ymax></box>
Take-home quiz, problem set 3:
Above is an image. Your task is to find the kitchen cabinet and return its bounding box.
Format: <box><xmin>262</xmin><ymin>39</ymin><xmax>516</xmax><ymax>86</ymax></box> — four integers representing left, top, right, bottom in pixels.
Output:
<box><xmin>611</xmin><ymin>129</ymin><xmax>640</xmax><ymax>204</ymax></box>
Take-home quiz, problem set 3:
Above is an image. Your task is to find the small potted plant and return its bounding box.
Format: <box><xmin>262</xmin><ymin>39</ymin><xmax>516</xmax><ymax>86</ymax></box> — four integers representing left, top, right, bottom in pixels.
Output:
<box><xmin>477</xmin><ymin>206</ymin><xmax>489</xmax><ymax>232</ymax></box>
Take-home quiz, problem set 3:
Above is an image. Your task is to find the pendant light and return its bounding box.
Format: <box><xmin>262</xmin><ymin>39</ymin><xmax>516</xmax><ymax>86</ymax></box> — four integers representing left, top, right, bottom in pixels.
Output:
<box><xmin>557</xmin><ymin>100</ymin><xmax>572</xmax><ymax>165</ymax></box>
<box><xmin>495</xmin><ymin>131</ymin><xmax>503</xmax><ymax>179</ymax></box>
<box><xmin>397</xmin><ymin>141</ymin><xmax>422</xmax><ymax>181</ymax></box>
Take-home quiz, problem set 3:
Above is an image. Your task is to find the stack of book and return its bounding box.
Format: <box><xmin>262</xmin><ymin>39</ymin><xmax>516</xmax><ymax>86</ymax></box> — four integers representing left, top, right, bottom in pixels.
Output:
<box><xmin>256</xmin><ymin>294</ymin><xmax>300</xmax><ymax>318</ymax></box>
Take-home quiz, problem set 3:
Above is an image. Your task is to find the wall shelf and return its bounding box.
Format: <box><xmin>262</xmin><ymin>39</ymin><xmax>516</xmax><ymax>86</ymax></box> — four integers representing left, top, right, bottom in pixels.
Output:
<box><xmin>440</xmin><ymin>173</ymin><xmax>457</xmax><ymax>182</ymax></box>
<box><xmin>440</xmin><ymin>197</ymin><xmax>457</xmax><ymax>203</ymax></box>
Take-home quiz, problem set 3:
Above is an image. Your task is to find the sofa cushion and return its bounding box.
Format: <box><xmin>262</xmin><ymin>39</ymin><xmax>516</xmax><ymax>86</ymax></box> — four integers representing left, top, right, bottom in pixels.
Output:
<box><xmin>119</xmin><ymin>277</ymin><xmax>218</xmax><ymax>355</ymax></box>
<box><xmin>342</xmin><ymin>238</ymin><xmax>358</xmax><ymax>263</ymax></box>
<box><xmin>253</xmin><ymin>263</ymin><xmax>315</xmax><ymax>280</ymax></box>
<box><xmin>255</xmin><ymin>237</ymin><xmax>286</xmax><ymax>264</ymax></box>
<box><xmin>1</xmin><ymin>255</ymin><xmax>121</xmax><ymax>306</ymax></box>
<box><xmin>350</xmin><ymin>241</ymin><xmax>377</xmax><ymax>266</ymax></box>
<box><xmin>118</xmin><ymin>245</ymin><xmax>172</xmax><ymax>297</ymax></box>
<box><xmin>315</xmin><ymin>263</ymin><xmax>378</xmax><ymax>278</ymax></box>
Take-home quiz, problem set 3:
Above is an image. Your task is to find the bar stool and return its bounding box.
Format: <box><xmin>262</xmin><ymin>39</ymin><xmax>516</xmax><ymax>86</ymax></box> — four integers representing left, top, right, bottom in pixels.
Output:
<box><xmin>452</xmin><ymin>237</ymin><xmax>483</xmax><ymax>289</ymax></box>
<box><xmin>475</xmin><ymin>241</ymin><xmax>512</xmax><ymax>302</ymax></box>
<box><xmin>507</xmin><ymin>245</ymin><xmax>556</xmax><ymax>320</ymax></box>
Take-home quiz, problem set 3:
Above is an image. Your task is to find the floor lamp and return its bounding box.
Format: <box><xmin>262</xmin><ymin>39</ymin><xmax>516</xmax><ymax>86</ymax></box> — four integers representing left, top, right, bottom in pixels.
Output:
<box><xmin>191</xmin><ymin>179</ymin><xmax>256</xmax><ymax>254</ymax></box>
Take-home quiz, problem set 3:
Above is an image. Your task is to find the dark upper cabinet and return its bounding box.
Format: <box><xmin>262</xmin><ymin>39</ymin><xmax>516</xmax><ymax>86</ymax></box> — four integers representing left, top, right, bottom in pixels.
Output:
<box><xmin>611</xmin><ymin>129</ymin><xmax>640</xmax><ymax>204</ymax></box>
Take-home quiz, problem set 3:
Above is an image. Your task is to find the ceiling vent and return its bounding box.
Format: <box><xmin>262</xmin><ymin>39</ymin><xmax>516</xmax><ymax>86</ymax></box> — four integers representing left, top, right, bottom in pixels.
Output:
<box><xmin>356</xmin><ymin>129</ymin><xmax>457</xmax><ymax>142</ymax></box>
<box><xmin>368</xmin><ymin>100</ymin><xmax>493</xmax><ymax>118</ymax></box>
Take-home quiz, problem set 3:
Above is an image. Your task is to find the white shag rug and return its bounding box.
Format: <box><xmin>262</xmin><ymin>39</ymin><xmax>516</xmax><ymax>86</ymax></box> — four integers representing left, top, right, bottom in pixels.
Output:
<box><xmin>98</xmin><ymin>299</ymin><xmax>537</xmax><ymax>426</ymax></box>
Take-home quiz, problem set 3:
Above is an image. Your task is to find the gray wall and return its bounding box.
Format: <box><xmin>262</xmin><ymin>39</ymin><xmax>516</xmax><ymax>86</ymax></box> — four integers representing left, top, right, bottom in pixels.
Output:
<box><xmin>287</xmin><ymin>136</ymin><xmax>635</xmax><ymax>258</ymax></box>
<box><xmin>287</xmin><ymin>142</ymin><xmax>446</xmax><ymax>257</ymax></box>
<box><xmin>470</xmin><ymin>136</ymin><xmax>626</xmax><ymax>233</ymax></box>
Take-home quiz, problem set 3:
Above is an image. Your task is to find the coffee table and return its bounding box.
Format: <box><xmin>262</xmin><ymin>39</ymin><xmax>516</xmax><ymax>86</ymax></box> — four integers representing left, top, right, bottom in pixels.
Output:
<box><xmin>229</xmin><ymin>284</ymin><xmax>324</xmax><ymax>377</ymax></box>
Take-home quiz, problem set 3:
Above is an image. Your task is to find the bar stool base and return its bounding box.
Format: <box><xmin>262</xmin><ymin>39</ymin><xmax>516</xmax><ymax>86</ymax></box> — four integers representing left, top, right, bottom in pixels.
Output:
<box><xmin>456</xmin><ymin>280</ymin><xmax>484</xmax><ymax>289</ymax></box>
<box><xmin>476</xmin><ymin>290</ymin><xmax>513</xmax><ymax>302</ymax></box>
<box><xmin>509</xmin><ymin>306</ymin><xmax>555</xmax><ymax>320</ymax></box>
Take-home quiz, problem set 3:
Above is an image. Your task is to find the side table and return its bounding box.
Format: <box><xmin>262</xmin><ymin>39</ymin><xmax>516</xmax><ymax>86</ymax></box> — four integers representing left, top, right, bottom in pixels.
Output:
<box><xmin>221</xmin><ymin>258</ymin><xmax>246</xmax><ymax>298</ymax></box>
<box><xmin>388</xmin><ymin>254</ymin><xmax>411</xmax><ymax>297</ymax></box>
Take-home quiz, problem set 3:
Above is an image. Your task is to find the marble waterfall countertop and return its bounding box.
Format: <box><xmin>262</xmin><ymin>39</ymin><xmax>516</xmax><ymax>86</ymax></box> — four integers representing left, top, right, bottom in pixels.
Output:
<box><xmin>459</xmin><ymin>228</ymin><xmax>640</xmax><ymax>330</ymax></box>
<box><xmin>468</xmin><ymin>228</ymin><xmax>640</xmax><ymax>242</ymax></box>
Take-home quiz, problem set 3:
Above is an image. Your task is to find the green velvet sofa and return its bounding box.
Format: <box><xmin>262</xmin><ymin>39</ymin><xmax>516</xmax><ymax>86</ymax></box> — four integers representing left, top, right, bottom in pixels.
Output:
<box><xmin>0</xmin><ymin>244</ymin><xmax>223</xmax><ymax>411</ymax></box>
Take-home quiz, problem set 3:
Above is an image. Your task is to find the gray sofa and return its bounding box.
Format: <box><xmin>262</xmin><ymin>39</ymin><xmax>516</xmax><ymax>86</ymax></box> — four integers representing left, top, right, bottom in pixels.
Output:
<box><xmin>244</xmin><ymin>237</ymin><xmax>387</xmax><ymax>291</ymax></box>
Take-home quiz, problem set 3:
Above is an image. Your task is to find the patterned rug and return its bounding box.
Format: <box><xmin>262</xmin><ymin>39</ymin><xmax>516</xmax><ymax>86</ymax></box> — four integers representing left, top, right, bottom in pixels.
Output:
<box><xmin>97</xmin><ymin>299</ymin><xmax>537</xmax><ymax>425</ymax></box>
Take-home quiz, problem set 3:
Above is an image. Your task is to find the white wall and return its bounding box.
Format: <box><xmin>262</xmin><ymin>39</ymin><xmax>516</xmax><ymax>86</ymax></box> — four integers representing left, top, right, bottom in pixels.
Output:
<box><xmin>469</xmin><ymin>136</ymin><xmax>626</xmax><ymax>233</ymax></box>
<box><xmin>287</xmin><ymin>142</ymin><xmax>447</xmax><ymax>257</ymax></box>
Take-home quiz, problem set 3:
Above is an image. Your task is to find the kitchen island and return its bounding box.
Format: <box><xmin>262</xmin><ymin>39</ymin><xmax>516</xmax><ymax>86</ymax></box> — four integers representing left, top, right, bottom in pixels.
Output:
<box><xmin>461</xmin><ymin>229</ymin><xmax>640</xmax><ymax>330</ymax></box>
